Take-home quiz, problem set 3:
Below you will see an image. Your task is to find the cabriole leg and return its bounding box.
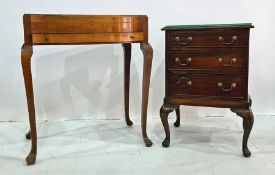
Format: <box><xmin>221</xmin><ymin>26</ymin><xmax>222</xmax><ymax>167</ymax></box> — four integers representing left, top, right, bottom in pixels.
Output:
<box><xmin>174</xmin><ymin>105</ymin><xmax>180</xmax><ymax>127</ymax></box>
<box><xmin>160</xmin><ymin>104</ymin><xmax>175</xmax><ymax>147</ymax></box>
<box><xmin>122</xmin><ymin>43</ymin><xmax>133</xmax><ymax>126</ymax></box>
<box><xmin>21</xmin><ymin>45</ymin><xmax>37</xmax><ymax>165</ymax></box>
<box><xmin>140</xmin><ymin>43</ymin><xmax>153</xmax><ymax>147</ymax></box>
<box><xmin>231</xmin><ymin>107</ymin><xmax>254</xmax><ymax>157</ymax></box>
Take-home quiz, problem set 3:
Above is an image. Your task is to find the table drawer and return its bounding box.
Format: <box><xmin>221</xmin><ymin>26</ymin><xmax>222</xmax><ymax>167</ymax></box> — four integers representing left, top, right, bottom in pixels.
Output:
<box><xmin>167</xmin><ymin>74</ymin><xmax>247</xmax><ymax>98</ymax></box>
<box><xmin>167</xmin><ymin>50</ymin><xmax>246</xmax><ymax>72</ymax></box>
<box><xmin>167</xmin><ymin>30</ymin><xmax>248</xmax><ymax>48</ymax></box>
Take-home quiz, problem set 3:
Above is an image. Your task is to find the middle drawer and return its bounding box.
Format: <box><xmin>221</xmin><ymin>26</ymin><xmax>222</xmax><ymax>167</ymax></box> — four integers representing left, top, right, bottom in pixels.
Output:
<box><xmin>167</xmin><ymin>49</ymin><xmax>247</xmax><ymax>73</ymax></box>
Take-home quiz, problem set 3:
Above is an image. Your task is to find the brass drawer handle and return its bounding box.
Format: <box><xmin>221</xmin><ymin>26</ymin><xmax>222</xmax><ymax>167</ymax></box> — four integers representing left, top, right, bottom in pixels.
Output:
<box><xmin>175</xmin><ymin>36</ymin><xmax>192</xmax><ymax>45</ymax></box>
<box><xmin>218</xmin><ymin>57</ymin><xmax>237</xmax><ymax>67</ymax></box>
<box><xmin>176</xmin><ymin>77</ymin><xmax>192</xmax><ymax>86</ymax></box>
<box><xmin>218</xmin><ymin>35</ymin><xmax>237</xmax><ymax>45</ymax></box>
<box><xmin>175</xmin><ymin>57</ymin><xmax>192</xmax><ymax>66</ymax></box>
<box><xmin>217</xmin><ymin>82</ymin><xmax>236</xmax><ymax>92</ymax></box>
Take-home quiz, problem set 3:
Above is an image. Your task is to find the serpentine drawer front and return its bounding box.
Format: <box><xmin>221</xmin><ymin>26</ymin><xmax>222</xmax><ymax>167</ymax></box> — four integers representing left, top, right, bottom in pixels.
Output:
<box><xmin>21</xmin><ymin>14</ymin><xmax>153</xmax><ymax>165</ymax></box>
<box><xmin>160</xmin><ymin>23</ymin><xmax>254</xmax><ymax>157</ymax></box>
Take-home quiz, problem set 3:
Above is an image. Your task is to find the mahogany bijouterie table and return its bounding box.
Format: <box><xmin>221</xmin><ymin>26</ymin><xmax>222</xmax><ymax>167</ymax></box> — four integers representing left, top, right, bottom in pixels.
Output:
<box><xmin>21</xmin><ymin>14</ymin><xmax>153</xmax><ymax>165</ymax></box>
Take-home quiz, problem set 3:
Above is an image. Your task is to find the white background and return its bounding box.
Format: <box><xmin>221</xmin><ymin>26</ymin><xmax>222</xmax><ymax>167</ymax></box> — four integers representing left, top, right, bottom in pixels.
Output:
<box><xmin>0</xmin><ymin>0</ymin><xmax>274</xmax><ymax>122</ymax></box>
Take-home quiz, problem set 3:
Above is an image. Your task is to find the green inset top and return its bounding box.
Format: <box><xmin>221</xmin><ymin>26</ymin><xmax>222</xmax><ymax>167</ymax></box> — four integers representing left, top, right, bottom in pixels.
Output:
<box><xmin>162</xmin><ymin>23</ymin><xmax>254</xmax><ymax>30</ymax></box>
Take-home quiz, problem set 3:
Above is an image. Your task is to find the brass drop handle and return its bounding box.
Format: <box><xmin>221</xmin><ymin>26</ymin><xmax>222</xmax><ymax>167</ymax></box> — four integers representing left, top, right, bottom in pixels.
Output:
<box><xmin>175</xmin><ymin>36</ymin><xmax>192</xmax><ymax>45</ymax></box>
<box><xmin>218</xmin><ymin>35</ymin><xmax>237</xmax><ymax>45</ymax></box>
<box><xmin>176</xmin><ymin>77</ymin><xmax>192</xmax><ymax>86</ymax></box>
<box><xmin>217</xmin><ymin>82</ymin><xmax>236</xmax><ymax>92</ymax></box>
<box><xmin>175</xmin><ymin>57</ymin><xmax>192</xmax><ymax>66</ymax></box>
<box><xmin>218</xmin><ymin>57</ymin><xmax>237</xmax><ymax>67</ymax></box>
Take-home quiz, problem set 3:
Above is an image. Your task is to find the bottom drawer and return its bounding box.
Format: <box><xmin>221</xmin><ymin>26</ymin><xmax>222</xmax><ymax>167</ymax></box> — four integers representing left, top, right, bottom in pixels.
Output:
<box><xmin>167</xmin><ymin>74</ymin><xmax>247</xmax><ymax>98</ymax></box>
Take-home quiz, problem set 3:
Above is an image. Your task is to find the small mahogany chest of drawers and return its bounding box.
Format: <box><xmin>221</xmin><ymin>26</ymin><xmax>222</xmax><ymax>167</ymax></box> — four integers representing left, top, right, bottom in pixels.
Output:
<box><xmin>160</xmin><ymin>23</ymin><xmax>254</xmax><ymax>157</ymax></box>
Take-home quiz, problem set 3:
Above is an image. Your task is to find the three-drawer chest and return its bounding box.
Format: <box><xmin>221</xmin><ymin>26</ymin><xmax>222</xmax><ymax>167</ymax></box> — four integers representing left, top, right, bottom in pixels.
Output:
<box><xmin>160</xmin><ymin>23</ymin><xmax>254</xmax><ymax>157</ymax></box>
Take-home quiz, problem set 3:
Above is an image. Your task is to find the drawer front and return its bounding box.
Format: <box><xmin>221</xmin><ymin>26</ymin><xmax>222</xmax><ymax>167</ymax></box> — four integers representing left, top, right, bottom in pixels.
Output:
<box><xmin>167</xmin><ymin>74</ymin><xmax>247</xmax><ymax>98</ymax></box>
<box><xmin>167</xmin><ymin>30</ymin><xmax>248</xmax><ymax>48</ymax></box>
<box><xmin>167</xmin><ymin>49</ymin><xmax>247</xmax><ymax>72</ymax></box>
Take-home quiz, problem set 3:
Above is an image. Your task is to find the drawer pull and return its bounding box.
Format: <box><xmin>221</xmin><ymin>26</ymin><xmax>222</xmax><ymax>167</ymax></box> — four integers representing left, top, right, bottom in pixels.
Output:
<box><xmin>218</xmin><ymin>36</ymin><xmax>237</xmax><ymax>45</ymax></box>
<box><xmin>217</xmin><ymin>82</ymin><xmax>236</xmax><ymax>92</ymax></box>
<box><xmin>175</xmin><ymin>36</ymin><xmax>192</xmax><ymax>45</ymax></box>
<box><xmin>176</xmin><ymin>77</ymin><xmax>192</xmax><ymax>86</ymax></box>
<box><xmin>44</xmin><ymin>37</ymin><xmax>49</xmax><ymax>42</ymax></box>
<box><xmin>218</xmin><ymin>57</ymin><xmax>237</xmax><ymax>67</ymax></box>
<box><xmin>175</xmin><ymin>57</ymin><xmax>192</xmax><ymax>66</ymax></box>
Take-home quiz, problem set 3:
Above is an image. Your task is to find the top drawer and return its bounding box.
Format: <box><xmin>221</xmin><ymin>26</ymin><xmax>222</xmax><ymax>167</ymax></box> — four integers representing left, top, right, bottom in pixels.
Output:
<box><xmin>167</xmin><ymin>30</ymin><xmax>249</xmax><ymax>49</ymax></box>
